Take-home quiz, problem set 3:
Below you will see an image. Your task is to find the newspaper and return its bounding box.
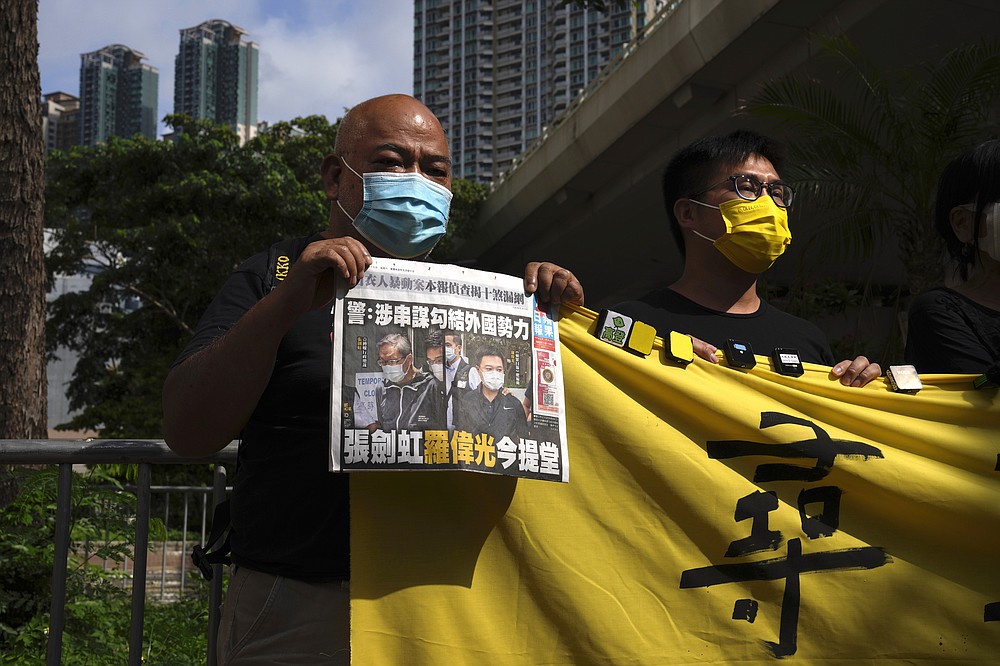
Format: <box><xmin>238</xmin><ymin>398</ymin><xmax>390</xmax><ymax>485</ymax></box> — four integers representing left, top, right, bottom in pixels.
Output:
<box><xmin>329</xmin><ymin>258</ymin><xmax>568</xmax><ymax>483</ymax></box>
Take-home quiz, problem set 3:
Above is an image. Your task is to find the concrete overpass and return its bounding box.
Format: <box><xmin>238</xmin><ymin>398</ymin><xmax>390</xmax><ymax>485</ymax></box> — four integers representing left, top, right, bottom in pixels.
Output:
<box><xmin>452</xmin><ymin>0</ymin><xmax>1000</xmax><ymax>310</ymax></box>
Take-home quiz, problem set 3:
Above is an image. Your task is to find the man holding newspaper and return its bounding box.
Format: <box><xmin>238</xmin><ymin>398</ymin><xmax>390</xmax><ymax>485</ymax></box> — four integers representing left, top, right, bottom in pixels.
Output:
<box><xmin>162</xmin><ymin>94</ymin><xmax>583</xmax><ymax>664</ymax></box>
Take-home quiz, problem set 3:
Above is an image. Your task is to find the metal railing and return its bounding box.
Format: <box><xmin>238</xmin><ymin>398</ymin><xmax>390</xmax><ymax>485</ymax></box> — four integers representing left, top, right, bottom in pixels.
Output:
<box><xmin>90</xmin><ymin>483</ymin><xmax>225</xmax><ymax>600</ymax></box>
<box><xmin>0</xmin><ymin>439</ymin><xmax>238</xmax><ymax>666</ymax></box>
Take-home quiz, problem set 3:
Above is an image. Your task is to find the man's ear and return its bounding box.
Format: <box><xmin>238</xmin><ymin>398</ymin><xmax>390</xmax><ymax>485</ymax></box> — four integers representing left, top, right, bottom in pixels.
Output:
<box><xmin>949</xmin><ymin>206</ymin><xmax>975</xmax><ymax>244</ymax></box>
<box><xmin>320</xmin><ymin>154</ymin><xmax>342</xmax><ymax>201</ymax></box>
<box><xmin>673</xmin><ymin>198</ymin><xmax>697</xmax><ymax>230</ymax></box>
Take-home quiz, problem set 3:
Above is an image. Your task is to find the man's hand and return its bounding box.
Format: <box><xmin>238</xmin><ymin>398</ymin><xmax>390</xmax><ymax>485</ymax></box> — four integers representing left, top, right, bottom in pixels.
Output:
<box><xmin>689</xmin><ymin>334</ymin><xmax>720</xmax><ymax>364</ymax></box>
<box><xmin>524</xmin><ymin>261</ymin><xmax>585</xmax><ymax>306</ymax></box>
<box><xmin>831</xmin><ymin>356</ymin><xmax>881</xmax><ymax>387</ymax></box>
<box><xmin>163</xmin><ymin>234</ymin><xmax>372</xmax><ymax>457</ymax></box>
<box><xmin>690</xmin><ymin>339</ymin><xmax>882</xmax><ymax>387</ymax></box>
<box><xmin>279</xmin><ymin>237</ymin><xmax>372</xmax><ymax>314</ymax></box>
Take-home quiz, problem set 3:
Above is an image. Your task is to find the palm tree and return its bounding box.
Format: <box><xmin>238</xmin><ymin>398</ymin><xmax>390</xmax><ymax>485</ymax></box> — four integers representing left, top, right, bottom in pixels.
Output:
<box><xmin>744</xmin><ymin>35</ymin><xmax>1000</xmax><ymax>297</ymax></box>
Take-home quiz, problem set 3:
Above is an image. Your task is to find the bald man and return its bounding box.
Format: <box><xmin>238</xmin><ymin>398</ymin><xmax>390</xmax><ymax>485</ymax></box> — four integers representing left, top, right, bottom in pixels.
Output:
<box><xmin>162</xmin><ymin>95</ymin><xmax>583</xmax><ymax>664</ymax></box>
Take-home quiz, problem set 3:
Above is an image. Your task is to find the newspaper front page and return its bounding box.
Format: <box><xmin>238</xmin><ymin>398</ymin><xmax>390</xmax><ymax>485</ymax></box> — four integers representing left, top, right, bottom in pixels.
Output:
<box><xmin>329</xmin><ymin>258</ymin><xmax>568</xmax><ymax>482</ymax></box>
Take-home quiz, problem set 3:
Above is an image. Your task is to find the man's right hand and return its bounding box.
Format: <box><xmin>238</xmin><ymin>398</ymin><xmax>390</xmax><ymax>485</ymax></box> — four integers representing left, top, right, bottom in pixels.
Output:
<box><xmin>689</xmin><ymin>334</ymin><xmax>721</xmax><ymax>364</ymax></box>
<box><xmin>278</xmin><ymin>236</ymin><xmax>373</xmax><ymax>315</ymax></box>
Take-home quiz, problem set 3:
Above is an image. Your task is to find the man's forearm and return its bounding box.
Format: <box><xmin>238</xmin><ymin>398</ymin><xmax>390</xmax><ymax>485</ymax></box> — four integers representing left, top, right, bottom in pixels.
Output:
<box><xmin>162</xmin><ymin>290</ymin><xmax>301</xmax><ymax>456</ymax></box>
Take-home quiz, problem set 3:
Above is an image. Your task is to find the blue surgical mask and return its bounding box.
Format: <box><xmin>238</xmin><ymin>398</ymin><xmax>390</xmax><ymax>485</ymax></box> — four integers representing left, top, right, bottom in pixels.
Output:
<box><xmin>445</xmin><ymin>346</ymin><xmax>457</xmax><ymax>364</ymax></box>
<box><xmin>337</xmin><ymin>158</ymin><xmax>452</xmax><ymax>259</ymax></box>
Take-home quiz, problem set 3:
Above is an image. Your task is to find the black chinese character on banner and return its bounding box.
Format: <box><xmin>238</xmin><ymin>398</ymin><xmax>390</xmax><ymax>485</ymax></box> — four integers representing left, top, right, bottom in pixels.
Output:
<box><xmin>681</xmin><ymin>411</ymin><xmax>889</xmax><ymax>657</ymax></box>
<box><xmin>708</xmin><ymin>411</ymin><xmax>884</xmax><ymax>483</ymax></box>
<box><xmin>681</xmin><ymin>538</ymin><xmax>890</xmax><ymax>657</ymax></box>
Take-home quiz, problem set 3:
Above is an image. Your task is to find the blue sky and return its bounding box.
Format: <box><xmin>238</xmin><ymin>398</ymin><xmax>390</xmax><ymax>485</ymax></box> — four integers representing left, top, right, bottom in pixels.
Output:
<box><xmin>38</xmin><ymin>0</ymin><xmax>415</xmax><ymax>135</ymax></box>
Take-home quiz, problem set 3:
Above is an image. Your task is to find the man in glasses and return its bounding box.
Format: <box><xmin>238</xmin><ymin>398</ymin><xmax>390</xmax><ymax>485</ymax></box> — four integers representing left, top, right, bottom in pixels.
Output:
<box><xmin>615</xmin><ymin>129</ymin><xmax>880</xmax><ymax>386</ymax></box>
<box><xmin>371</xmin><ymin>332</ymin><xmax>444</xmax><ymax>432</ymax></box>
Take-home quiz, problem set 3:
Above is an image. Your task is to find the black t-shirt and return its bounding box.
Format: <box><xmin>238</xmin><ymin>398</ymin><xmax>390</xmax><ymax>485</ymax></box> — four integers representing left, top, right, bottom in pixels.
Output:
<box><xmin>174</xmin><ymin>233</ymin><xmax>350</xmax><ymax>581</ymax></box>
<box><xmin>614</xmin><ymin>288</ymin><xmax>835</xmax><ymax>365</ymax></box>
<box><xmin>905</xmin><ymin>287</ymin><xmax>1000</xmax><ymax>374</ymax></box>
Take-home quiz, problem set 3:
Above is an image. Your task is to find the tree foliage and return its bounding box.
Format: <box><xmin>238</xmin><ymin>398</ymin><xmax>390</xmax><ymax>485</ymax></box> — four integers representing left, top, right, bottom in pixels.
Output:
<box><xmin>45</xmin><ymin>115</ymin><xmax>330</xmax><ymax>436</ymax></box>
<box><xmin>0</xmin><ymin>466</ymin><xmax>210</xmax><ymax>664</ymax></box>
<box><xmin>45</xmin><ymin>114</ymin><xmax>488</xmax><ymax>437</ymax></box>
<box><xmin>432</xmin><ymin>178</ymin><xmax>490</xmax><ymax>262</ymax></box>
<box><xmin>743</xmin><ymin>36</ymin><xmax>1000</xmax><ymax>295</ymax></box>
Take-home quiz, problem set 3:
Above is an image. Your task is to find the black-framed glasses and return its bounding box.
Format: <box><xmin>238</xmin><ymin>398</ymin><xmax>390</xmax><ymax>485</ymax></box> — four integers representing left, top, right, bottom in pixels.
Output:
<box><xmin>377</xmin><ymin>356</ymin><xmax>407</xmax><ymax>367</ymax></box>
<box><xmin>692</xmin><ymin>174</ymin><xmax>794</xmax><ymax>208</ymax></box>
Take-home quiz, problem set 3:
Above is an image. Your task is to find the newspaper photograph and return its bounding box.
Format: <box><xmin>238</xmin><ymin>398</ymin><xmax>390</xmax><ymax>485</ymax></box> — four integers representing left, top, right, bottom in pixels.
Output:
<box><xmin>329</xmin><ymin>258</ymin><xmax>569</xmax><ymax>483</ymax></box>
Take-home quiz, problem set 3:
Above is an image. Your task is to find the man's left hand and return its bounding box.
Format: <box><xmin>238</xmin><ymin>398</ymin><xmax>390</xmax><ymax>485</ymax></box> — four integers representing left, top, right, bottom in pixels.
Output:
<box><xmin>831</xmin><ymin>356</ymin><xmax>881</xmax><ymax>387</ymax></box>
<box><xmin>524</xmin><ymin>262</ymin><xmax>585</xmax><ymax>306</ymax></box>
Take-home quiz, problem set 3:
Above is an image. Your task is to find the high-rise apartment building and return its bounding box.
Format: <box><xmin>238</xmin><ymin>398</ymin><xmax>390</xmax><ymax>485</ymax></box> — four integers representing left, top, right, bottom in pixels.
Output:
<box><xmin>41</xmin><ymin>91</ymin><xmax>81</xmax><ymax>153</ymax></box>
<box><xmin>414</xmin><ymin>0</ymin><xmax>661</xmax><ymax>183</ymax></box>
<box><xmin>174</xmin><ymin>19</ymin><xmax>260</xmax><ymax>143</ymax></box>
<box><xmin>78</xmin><ymin>45</ymin><xmax>159</xmax><ymax>146</ymax></box>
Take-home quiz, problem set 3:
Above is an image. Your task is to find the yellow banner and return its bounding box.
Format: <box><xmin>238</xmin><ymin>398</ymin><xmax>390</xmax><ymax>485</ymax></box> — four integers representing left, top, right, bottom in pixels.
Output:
<box><xmin>351</xmin><ymin>305</ymin><xmax>1000</xmax><ymax>664</ymax></box>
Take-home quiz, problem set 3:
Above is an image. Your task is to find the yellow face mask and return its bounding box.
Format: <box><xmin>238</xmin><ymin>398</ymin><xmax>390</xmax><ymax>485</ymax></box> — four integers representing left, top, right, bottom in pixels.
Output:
<box><xmin>690</xmin><ymin>196</ymin><xmax>792</xmax><ymax>274</ymax></box>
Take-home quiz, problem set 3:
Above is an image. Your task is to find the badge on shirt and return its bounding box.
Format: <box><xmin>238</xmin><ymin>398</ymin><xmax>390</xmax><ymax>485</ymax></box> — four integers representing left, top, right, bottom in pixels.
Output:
<box><xmin>595</xmin><ymin>309</ymin><xmax>656</xmax><ymax>357</ymax></box>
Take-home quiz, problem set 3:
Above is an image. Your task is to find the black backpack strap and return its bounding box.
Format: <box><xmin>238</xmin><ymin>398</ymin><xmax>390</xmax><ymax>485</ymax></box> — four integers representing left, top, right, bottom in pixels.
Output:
<box><xmin>191</xmin><ymin>499</ymin><xmax>232</xmax><ymax>580</ymax></box>
<box><xmin>191</xmin><ymin>236</ymin><xmax>316</xmax><ymax>580</ymax></box>
<box><xmin>264</xmin><ymin>235</ymin><xmax>314</xmax><ymax>293</ymax></box>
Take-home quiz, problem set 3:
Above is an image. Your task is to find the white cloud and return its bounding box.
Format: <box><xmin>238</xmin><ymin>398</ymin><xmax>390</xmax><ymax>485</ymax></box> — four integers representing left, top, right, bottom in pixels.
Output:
<box><xmin>38</xmin><ymin>0</ymin><xmax>414</xmax><ymax>133</ymax></box>
<box><xmin>255</xmin><ymin>3</ymin><xmax>414</xmax><ymax>123</ymax></box>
